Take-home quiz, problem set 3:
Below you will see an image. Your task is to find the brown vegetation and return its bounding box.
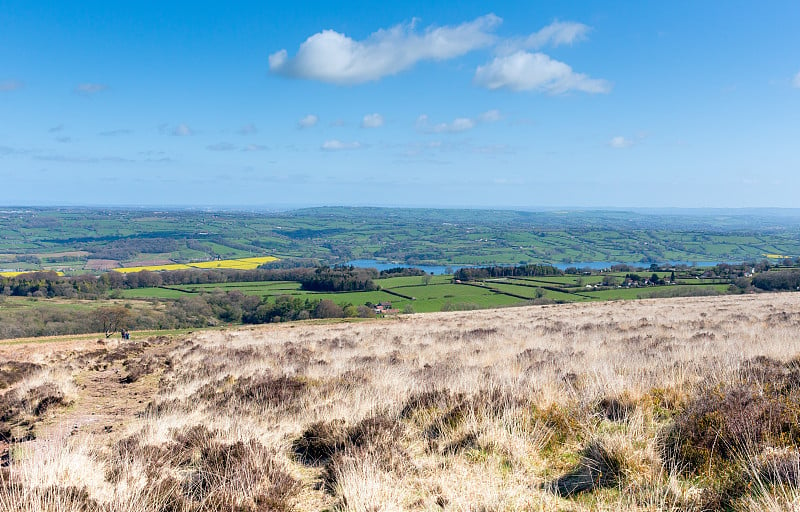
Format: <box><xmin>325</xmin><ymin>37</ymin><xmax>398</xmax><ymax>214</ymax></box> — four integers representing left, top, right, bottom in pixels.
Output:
<box><xmin>2</xmin><ymin>292</ymin><xmax>800</xmax><ymax>510</ymax></box>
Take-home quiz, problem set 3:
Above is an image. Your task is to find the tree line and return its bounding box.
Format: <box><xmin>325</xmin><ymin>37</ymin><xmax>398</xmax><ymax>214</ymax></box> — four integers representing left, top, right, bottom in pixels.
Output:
<box><xmin>0</xmin><ymin>290</ymin><xmax>374</xmax><ymax>340</ymax></box>
<box><xmin>751</xmin><ymin>270</ymin><xmax>800</xmax><ymax>291</ymax></box>
<box><xmin>0</xmin><ymin>265</ymin><xmax>381</xmax><ymax>299</ymax></box>
<box><xmin>454</xmin><ymin>264</ymin><xmax>563</xmax><ymax>281</ymax></box>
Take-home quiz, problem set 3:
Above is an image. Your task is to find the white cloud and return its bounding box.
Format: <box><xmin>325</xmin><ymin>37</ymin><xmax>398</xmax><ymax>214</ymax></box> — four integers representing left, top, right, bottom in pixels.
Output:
<box><xmin>443</xmin><ymin>118</ymin><xmax>475</xmax><ymax>132</ymax></box>
<box><xmin>417</xmin><ymin>110</ymin><xmax>500</xmax><ymax>133</ymax></box>
<box><xmin>298</xmin><ymin>114</ymin><xmax>319</xmax><ymax>128</ymax></box>
<box><xmin>322</xmin><ymin>139</ymin><xmax>362</xmax><ymax>151</ymax></box>
<box><xmin>269</xmin><ymin>14</ymin><xmax>500</xmax><ymax>84</ymax></box>
<box><xmin>474</xmin><ymin>51</ymin><xmax>610</xmax><ymax>94</ymax></box>
<box><xmin>172</xmin><ymin>124</ymin><xmax>193</xmax><ymax>136</ymax></box>
<box><xmin>75</xmin><ymin>83</ymin><xmax>108</xmax><ymax>95</ymax></box>
<box><xmin>793</xmin><ymin>71</ymin><xmax>800</xmax><ymax>88</ymax></box>
<box><xmin>478</xmin><ymin>109</ymin><xmax>501</xmax><ymax>122</ymax></box>
<box><xmin>416</xmin><ymin>114</ymin><xmax>474</xmax><ymax>133</ymax></box>
<box><xmin>500</xmin><ymin>21</ymin><xmax>589</xmax><ymax>54</ymax></box>
<box><xmin>361</xmin><ymin>113</ymin><xmax>384</xmax><ymax>128</ymax></box>
<box><xmin>609</xmin><ymin>136</ymin><xmax>634</xmax><ymax>148</ymax></box>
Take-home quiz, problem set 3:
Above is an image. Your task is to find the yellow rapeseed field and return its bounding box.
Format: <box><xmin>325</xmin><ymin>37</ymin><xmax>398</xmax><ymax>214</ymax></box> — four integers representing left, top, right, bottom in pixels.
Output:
<box><xmin>0</xmin><ymin>270</ymin><xmax>65</xmax><ymax>277</ymax></box>
<box><xmin>113</xmin><ymin>255</ymin><xmax>278</xmax><ymax>273</ymax></box>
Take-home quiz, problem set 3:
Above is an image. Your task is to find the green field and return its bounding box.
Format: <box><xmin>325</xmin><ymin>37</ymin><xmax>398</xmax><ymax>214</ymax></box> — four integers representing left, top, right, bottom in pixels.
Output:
<box><xmin>118</xmin><ymin>278</ymin><xmax>531</xmax><ymax>313</ymax></box>
<box><xmin>114</xmin><ymin>270</ymin><xmax>742</xmax><ymax>314</ymax></box>
<box><xmin>2</xmin><ymin>207</ymin><xmax>799</xmax><ymax>274</ymax></box>
<box><xmin>580</xmin><ymin>284</ymin><xmax>731</xmax><ymax>300</ymax></box>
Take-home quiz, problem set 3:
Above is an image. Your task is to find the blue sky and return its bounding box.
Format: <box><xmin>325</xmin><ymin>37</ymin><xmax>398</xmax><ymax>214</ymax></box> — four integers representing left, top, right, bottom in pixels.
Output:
<box><xmin>1</xmin><ymin>1</ymin><xmax>799</xmax><ymax>208</ymax></box>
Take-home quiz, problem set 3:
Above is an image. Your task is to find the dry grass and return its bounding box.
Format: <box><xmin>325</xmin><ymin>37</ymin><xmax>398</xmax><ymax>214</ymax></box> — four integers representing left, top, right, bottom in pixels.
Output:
<box><xmin>2</xmin><ymin>293</ymin><xmax>800</xmax><ymax>510</ymax></box>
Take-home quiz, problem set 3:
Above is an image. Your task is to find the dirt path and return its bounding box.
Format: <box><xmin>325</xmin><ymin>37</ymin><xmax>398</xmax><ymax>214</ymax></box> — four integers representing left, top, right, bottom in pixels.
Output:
<box><xmin>5</xmin><ymin>335</ymin><xmax>180</xmax><ymax>453</ymax></box>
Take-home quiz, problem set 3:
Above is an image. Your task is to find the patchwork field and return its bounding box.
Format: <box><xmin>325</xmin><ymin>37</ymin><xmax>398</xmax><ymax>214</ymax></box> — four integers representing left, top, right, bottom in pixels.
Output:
<box><xmin>112</xmin><ymin>256</ymin><xmax>279</xmax><ymax>273</ymax></box>
<box><xmin>2</xmin><ymin>293</ymin><xmax>800</xmax><ymax>511</ymax></box>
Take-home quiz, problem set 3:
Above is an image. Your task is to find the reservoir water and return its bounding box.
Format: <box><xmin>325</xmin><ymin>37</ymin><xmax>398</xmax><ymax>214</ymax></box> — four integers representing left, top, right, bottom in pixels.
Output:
<box><xmin>346</xmin><ymin>259</ymin><xmax>730</xmax><ymax>275</ymax></box>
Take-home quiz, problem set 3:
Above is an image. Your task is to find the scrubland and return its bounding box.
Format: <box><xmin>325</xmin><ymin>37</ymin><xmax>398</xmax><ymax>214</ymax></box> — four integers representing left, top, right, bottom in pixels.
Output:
<box><xmin>2</xmin><ymin>293</ymin><xmax>800</xmax><ymax>511</ymax></box>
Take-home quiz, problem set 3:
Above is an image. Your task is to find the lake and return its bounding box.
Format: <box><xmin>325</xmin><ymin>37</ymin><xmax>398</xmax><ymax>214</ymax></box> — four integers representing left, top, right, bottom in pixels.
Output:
<box><xmin>347</xmin><ymin>259</ymin><xmax>729</xmax><ymax>275</ymax></box>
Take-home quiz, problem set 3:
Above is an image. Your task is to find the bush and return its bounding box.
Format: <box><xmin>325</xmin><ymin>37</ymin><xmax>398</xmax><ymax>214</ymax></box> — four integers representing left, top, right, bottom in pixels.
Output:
<box><xmin>662</xmin><ymin>357</ymin><xmax>800</xmax><ymax>475</ymax></box>
<box><xmin>545</xmin><ymin>441</ymin><xmax>623</xmax><ymax>496</ymax></box>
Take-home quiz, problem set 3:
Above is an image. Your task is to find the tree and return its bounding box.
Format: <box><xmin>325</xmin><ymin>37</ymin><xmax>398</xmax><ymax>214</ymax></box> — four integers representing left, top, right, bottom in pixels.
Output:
<box><xmin>96</xmin><ymin>306</ymin><xmax>130</xmax><ymax>338</ymax></box>
<box><xmin>314</xmin><ymin>299</ymin><xmax>344</xmax><ymax>319</ymax></box>
<box><xmin>422</xmin><ymin>273</ymin><xmax>432</xmax><ymax>285</ymax></box>
<box><xmin>356</xmin><ymin>305</ymin><xmax>376</xmax><ymax>318</ymax></box>
<box><xmin>601</xmin><ymin>275</ymin><xmax>619</xmax><ymax>287</ymax></box>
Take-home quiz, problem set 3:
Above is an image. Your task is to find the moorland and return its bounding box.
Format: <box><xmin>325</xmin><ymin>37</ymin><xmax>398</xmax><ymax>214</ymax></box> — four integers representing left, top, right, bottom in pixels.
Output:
<box><xmin>2</xmin><ymin>293</ymin><xmax>800</xmax><ymax>511</ymax></box>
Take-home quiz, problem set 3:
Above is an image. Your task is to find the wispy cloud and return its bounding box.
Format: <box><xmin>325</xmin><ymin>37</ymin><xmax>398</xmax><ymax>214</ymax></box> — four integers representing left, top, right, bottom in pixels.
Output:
<box><xmin>478</xmin><ymin>109</ymin><xmax>501</xmax><ymax>122</ymax></box>
<box><xmin>242</xmin><ymin>144</ymin><xmax>268</xmax><ymax>152</ymax></box>
<box><xmin>0</xmin><ymin>145</ymin><xmax>31</xmax><ymax>156</ymax></box>
<box><xmin>34</xmin><ymin>153</ymin><xmax>134</xmax><ymax>164</ymax></box>
<box><xmin>417</xmin><ymin>115</ymin><xmax>474</xmax><ymax>133</ymax></box>
<box><xmin>416</xmin><ymin>109</ymin><xmax>501</xmax><ymax>133</ymax></box>
<box><xmin>474</xmin><ymin>51</ymin><xmax>610</xmax><ymax>94</ymax></box>
<box><xmin>298</xmin><ymin>114</ymin><xmax>319</xmax><ymax>128</ymax></box>
<box><xmin>207</xmin><ymin>142</ymin><xmax>237</xmax><ymax>151</ymax></box>
<box><xmin>138</xmin><ymin>150</ymin><xmax>174</xmax><ymax>163</ymax></box>
<box><xmin>361</xmin><ymin>113</ymin><xmax>384</xmax><ymax>128</ymax></box>
<box><xmin>205</xmin><ymin>142</ymin><xmax>268</xmax><ymax>152</ymax></box>
<box><xmin>498</xmin><ymin>21</ymin><xmax>590</xmax><ymax>54</ymax></box>
<box><xmin>270</xmin><ymin>14</ymin><xmax>500</xmax><ymax>84</ymax></box>
<box><xmin>609</xmin><ymin>136</ymin><xmax>634</xmax><ymax>149</ymax></box>
<box><xmin>172</xmin><ymin>124</ymin><xmax>193</xmax><ymax>136</ymax></box>
<box><xmin>793</xmin><ymin>71</ymin><xmax>800</xmax><ymax>89</ymax></box>
<box><xmin>238</xmin><ymin>123</ymin><xmax>258</xmax><ymax>135</ymax></box>
<box><xmin>321</xmin><ymin>139</ymin><xmax>362</xmax><ymax>151</ymax></box>
<box><xmin>99</xmin><ymin>129</ymin><xmax>132</xmax><ymax>136</ymax></box>
<box><xmin>75</xmin><ymin>83</ymin><xmax>108</xmax><ymax>95</ymax></box>
<box><xmin>1</xmin><ymin>144</ymin><xmax>173</xmax><ymax>164</ymax></box>
<box><xmin>0</xmin><ymin>80</ymin><xmax>23</xmax><ymax>91</ymax></box>
<box><xmin>399</xmin><ymin>139</ymin><xmax>514</xmax><ymax>161</ymax></box>
<box><xmin>48</xmin><ymin>124</ymin><xmax>64</xmax><ymax>133</ymax></box>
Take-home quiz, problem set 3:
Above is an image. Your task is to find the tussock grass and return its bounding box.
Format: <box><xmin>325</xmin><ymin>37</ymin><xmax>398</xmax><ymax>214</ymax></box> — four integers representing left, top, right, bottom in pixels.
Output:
<box><xmin>2</xmin><ymin>293</ymin><xmax>800</xmax><ymax>510</ymax></box>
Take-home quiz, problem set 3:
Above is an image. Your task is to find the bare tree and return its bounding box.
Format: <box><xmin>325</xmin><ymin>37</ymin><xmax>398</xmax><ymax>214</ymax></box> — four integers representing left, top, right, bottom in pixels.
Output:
<box><xmin>97</xmin><ymin>306</ymin><xmax>130</xmax><ymax>338</ymax></box>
